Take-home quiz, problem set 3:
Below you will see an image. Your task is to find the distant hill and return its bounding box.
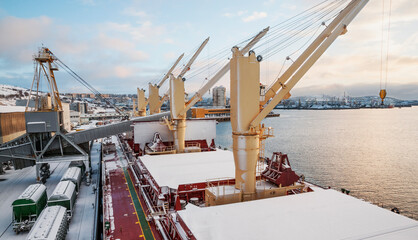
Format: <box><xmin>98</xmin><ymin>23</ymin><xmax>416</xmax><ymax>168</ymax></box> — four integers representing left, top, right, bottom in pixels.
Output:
<box><xmin>0</xmin><ymin>84</ymin><xmax>30</xmax><ymax>106</ymax></box>
<box><xmin>288</xmin><ymin>95</ymin><xmax>407</xmax><ymax>102</ymax></box>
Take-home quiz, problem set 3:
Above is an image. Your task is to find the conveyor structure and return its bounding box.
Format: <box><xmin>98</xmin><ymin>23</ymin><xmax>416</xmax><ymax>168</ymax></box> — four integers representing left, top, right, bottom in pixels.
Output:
<box><xmin>0</xmin><ymin>112</ymin><xmax>170</xmax><ymax>169</ymax></box>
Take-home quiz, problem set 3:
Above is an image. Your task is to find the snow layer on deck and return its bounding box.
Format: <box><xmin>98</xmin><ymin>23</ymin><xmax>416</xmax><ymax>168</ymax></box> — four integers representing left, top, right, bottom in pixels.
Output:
<box><xmin>179</xmin><ymin>188</ymin><xmax>418</xmax><ymax>240</ymax></box>
<box><xmin>140</xmin><ymin>149</ymin><xmax>235</xmax><ymax>188</ymax></box>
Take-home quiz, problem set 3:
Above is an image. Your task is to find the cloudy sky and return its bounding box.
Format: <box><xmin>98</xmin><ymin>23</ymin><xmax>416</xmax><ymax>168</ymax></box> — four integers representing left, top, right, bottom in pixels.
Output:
<box><xmin>0</xmin><ymin>0</ymin><xmax>417</xmax><ymax>99</ymax></box>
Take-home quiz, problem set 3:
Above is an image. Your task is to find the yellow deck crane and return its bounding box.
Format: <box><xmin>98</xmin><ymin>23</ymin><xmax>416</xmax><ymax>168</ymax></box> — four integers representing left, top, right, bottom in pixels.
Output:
<box><xmin>134</xmin><ymin>53</ymin><xmax>184</xmax><ymax>117</ymax></box>
<box><xmin>148</xmin><ymin>38</ymin><xmax>209</xmax><ymax>115</ymax></box>
<box><xmin>144</xmin><ymin>53</ymin><xmax>185</xmax><ymax>116</ymax></box>
<box><xmin>222</xmin><ymin>0</ymin><xmax>369</xmax><ymax>201</ymax></box>
<box><xmin>134</xmin><ymin>87</ymin><xmax>148</xmax><ymax>117</ymax></box>
<box><xmin>165</xmin><ymin>28</ymin><xmax>269</xmax><ymax>153</ymax></box>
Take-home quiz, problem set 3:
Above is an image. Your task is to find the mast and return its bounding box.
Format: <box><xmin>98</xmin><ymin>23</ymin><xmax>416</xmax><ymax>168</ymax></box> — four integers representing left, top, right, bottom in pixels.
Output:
<box><xmin>149</xmin><ymin>37</ymin><xmax>209</xmax><ymax>115</ymax></box>
<box><xmin>166</xmin><ymin>28</ymin><xmax>269</xmax><ymax>153</ymax></box>
<box><xmin>179</xmin><ymin>27</ymin><xmax>270</xmax><ymax>117</ymax></box>
<box><xmin>148</xmin><ymin>53</ymin><xmax>184</xmax><ymax>115</ymax></box>
<box><xmin>136</xmin><ymin>88</ymin><xmax>148</xmax><ymax>117</ymax></box>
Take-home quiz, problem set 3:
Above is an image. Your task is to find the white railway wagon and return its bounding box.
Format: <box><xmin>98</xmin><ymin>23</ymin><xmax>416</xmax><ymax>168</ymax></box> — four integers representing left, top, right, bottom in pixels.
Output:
<box><xmin>26</xmin><ymin>206</ymin><xmax>68</xmax><ymax>240</ymax></box>
<box><xmin>60</xmin><ymin>167</ymin><xmax>82</xmax><ymax>192</ymax></box>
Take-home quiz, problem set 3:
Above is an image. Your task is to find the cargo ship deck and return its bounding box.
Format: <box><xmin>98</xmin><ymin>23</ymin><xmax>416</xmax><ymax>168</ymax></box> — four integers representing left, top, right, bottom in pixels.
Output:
<box><xmin>102</xmin><ymin>136</ymin><xmax>161</xmax><ymax>240</ymax></box>
<box><xmin>135</xmin><ymin>146</ymin><xmax>418</xmax><ymax>240</ymax></box>
<box><xmin>0</xmin><ymin>142</ymin><xmax>101</xmax><ymax>239</ymax></box>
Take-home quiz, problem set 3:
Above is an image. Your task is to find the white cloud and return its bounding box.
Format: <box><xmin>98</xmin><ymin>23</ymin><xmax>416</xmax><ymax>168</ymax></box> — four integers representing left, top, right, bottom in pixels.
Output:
<box><xmin>114</xmin><ymin>65</ymin><xmax>134</xmax><ymax>78</ymax></box>
<box><xmin>263</xmin><ymin>0</ymin><xmax>275</xmax><ymax>6</ymax></box>
<box><xmin>0</xmin><ymin>15</ymin><xmax>155</xmax><ymax>93</ymax></box>
<box><xmin>242</xmin><ymin>12</ymin><xmax>268</xmax><ymax>22</ymax></box>
<box><xmin>223</xmin><ymin>10</ymin><xmax>248</xmax><ymax>18</ymax></box>
<box><xmin>164</xmin><ymin>38</ymin><xmax>174</xmax><ymax>44</ymax></box>
<box><xmin>122</xmin><ymin>8</ymin><xmax>147</xmax><ymax>18</ymax></box>
<box><xmin>96</xmin><ymin>33</ymin><xmax>148</xmax><ymax>62</ymax></box>
<box><xmin>237</xmin><ymin>11</ymin><xmax>247</xmax><ymax>16</ymax></box>
<box><xmin>0</xmin><ymin>16</ymin><xmax>54</xmax><ymax>63</ymax></box>
<box><xmin>106</xmin><ymin>20</ymin><xmax>166</xmax><ymax>42</ymax></box>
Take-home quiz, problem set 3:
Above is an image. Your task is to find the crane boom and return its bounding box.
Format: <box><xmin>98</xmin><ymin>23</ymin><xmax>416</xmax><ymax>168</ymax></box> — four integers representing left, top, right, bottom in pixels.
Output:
<box><xmin>149</xmin><ymin>37</ymin><xmax>209</xmax><ymax>114</ymax></box>
<box><xmin>251</xmin><ymin>0</ymin><xmax>368</xmax><ymax>128</ymax></box>
<box><xmin>179</xmin><ymin>37</ymin><xmax>210</xmax><ymax>78</ymax></box>
<box><xmin>179</xmin><ymin>27</ymin><xmax>270</xmax><ymax>117</ymax></box>
<box><xmin>261</xmin><ymin>0</ymin><xmax>360</xmax><ymax>106</ymax></box>
<box><xmin>157</xmin><ymin>53</ymin><xmax>184</xmax><ymax>88</ymax></box>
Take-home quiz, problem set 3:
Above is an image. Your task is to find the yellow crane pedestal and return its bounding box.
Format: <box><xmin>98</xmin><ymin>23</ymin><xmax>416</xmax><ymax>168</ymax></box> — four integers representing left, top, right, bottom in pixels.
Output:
<box><xmin>232</xmin><ymin>133</ymin><xmax>259</xmax><ymax>197</ymax></box>
<box><xmin>173</xmin><ymin>119</ymin><xmax>186</xmax><ymax>153</ymax></box>
<box><xmin>168</xmin><ymin>75</ymin><xmax>187</xmax><ymax>153</ymax></box>
<box><xmin>136</xmin><ymin>88</ymin><xmax>147</xmax><ymax>117</ymax></box>
<box><xmin>230</xmin><ymin>48</ymin><xmax>261</xmax><ymax>195</ymax></box>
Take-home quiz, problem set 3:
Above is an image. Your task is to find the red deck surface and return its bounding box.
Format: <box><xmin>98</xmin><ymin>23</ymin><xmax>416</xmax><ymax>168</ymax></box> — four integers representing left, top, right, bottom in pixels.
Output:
<box><xmin>103</xmin><ymin>146</ymin><xmax>162</xmax><ymax>240</ymax></box>
<box><xmin>108</xmin><ymin>168</ymin><xmax>144</xmax><ymax>239</ymax></box>
<box><xmin>127</xmin><ymin>169</ymin><xmax>163</xmax><ymax>240</ymax></box>
<box><xmin>103</xmin><ymin>151</ymin><xmax>148</xmax><ymax>240</ymax></box>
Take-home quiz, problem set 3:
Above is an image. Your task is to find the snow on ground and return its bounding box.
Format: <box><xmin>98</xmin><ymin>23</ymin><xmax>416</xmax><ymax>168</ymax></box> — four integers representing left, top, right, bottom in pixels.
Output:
<box><xmin>179</xmin><ymin>188</ymin><xmax>418</xmax><ymax>240</ymax></box>
<box><xmin>0</xmin><ymin>142</ymin><xmax>101</xmax><ymax>239</ymax></box>
<box><xmin>0</xmin><ymin>106</ymin><xmax>26</xmax><ymax>113</ymax></box>
<box><xmin>67</xmin><ymin>142</ymin><xmax>101</xmax><ymax>240</ymax></box>
<box><xmin>140</xmin><ymin>149</ymin><xmax>235</xmax><ymax>188</ymax></box>
<box><xmin>0</xmin><ymin>85</ymin><xmax>29</xmax><ymax>107</ymax></box>
<box><xmin>0</xmin><ymin>98</ymin><xmax>19</xmax><ymax>107</ymax></box>
<box><xmin>0</xmin><ymin>161</ymin><xmax>69</xmax><ymax>239</ymax></box>
<box><xmin>0</xmin><ymin>85</ymin><xmax>28</xmax><ymax>97</ymax></box>
<box><xmin>93</xmin><ymin>107</ymin><xmax>116</xmax><ymax>114</ymax></box>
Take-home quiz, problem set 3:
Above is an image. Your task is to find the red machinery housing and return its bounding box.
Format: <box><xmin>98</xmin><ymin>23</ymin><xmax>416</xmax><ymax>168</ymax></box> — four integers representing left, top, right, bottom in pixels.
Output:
<box><xmin>262</xmin><ymin>152</ymin><xmax>300</xmax><ymax>187</ymax></box>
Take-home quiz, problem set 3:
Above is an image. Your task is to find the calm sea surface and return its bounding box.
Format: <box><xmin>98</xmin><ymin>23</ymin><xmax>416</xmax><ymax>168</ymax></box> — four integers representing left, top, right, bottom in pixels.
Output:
<box><xmin>216</xmin><ymin>107</ymin><xmax>418</xmax><ymax>220</ymax></box>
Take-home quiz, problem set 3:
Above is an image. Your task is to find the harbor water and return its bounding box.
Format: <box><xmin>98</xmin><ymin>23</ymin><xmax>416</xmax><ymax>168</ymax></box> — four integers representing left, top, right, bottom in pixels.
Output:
<box><xmin>216</xmin><ymin>107</ymin><xmax>418</xmax><ymax>220</ymax></box>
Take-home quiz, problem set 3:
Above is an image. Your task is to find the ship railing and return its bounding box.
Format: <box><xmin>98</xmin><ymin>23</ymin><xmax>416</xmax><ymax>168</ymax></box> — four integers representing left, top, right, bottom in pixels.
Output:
<box><xmin>206</xmin><ymin>177</ymin><xmax>237</xmax><ymax>197</ymax></box>
<box><xmin>185</xmin><ymin>142</ymin><xmax>200</xmax><ymax>148</ymax></box>
<box><xmin>133</xmin><ymin>158</ymin><xmax>162</xmax><ymax>199</ymax></box>
<box><xmin>185</xmin><ymin>142</ymin><xmax>201</xmax><ymax>149</ymax></box>
<box><xmin>144</xmin><ymin>144</ymin><xmax>176</xmax><ymax>155</ymax></box>
<box><xmin>351</xmin><ymin>192</ymin><xmax>417</xmax><ymax>221</ymax></box>
<box><xmin>162</xmin><ymin>213</ymin><xmax>196</xmax><ymax>240</ymax></box>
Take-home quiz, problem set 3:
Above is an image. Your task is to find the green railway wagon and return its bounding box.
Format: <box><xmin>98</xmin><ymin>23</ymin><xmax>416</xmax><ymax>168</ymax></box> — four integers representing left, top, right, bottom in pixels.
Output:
<box><xmin>69</xmin><ymin>160</ymin><xmax>86</xmax><ymax>174</ymax></box>
<box><xmin>12</xmin><ymin>184</ymin><xmax>47</xmax><ymax>233</ymax></box>
<box><xmin>61</xmin><ymin>167</ymin><xmax>82</xmax><ymax>192</ymax></box>
<box><xmin>47</xmin><ymin>180</ymin><xmax>77</xmax><ymax>217</ymax></box>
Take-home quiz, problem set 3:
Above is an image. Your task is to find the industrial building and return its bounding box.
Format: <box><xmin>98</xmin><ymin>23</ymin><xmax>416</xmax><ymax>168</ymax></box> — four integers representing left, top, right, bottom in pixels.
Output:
<box><xmin>212</xmin><ymin>86</ymin><xmax>226</xmax><ymax>107</ymax></box>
